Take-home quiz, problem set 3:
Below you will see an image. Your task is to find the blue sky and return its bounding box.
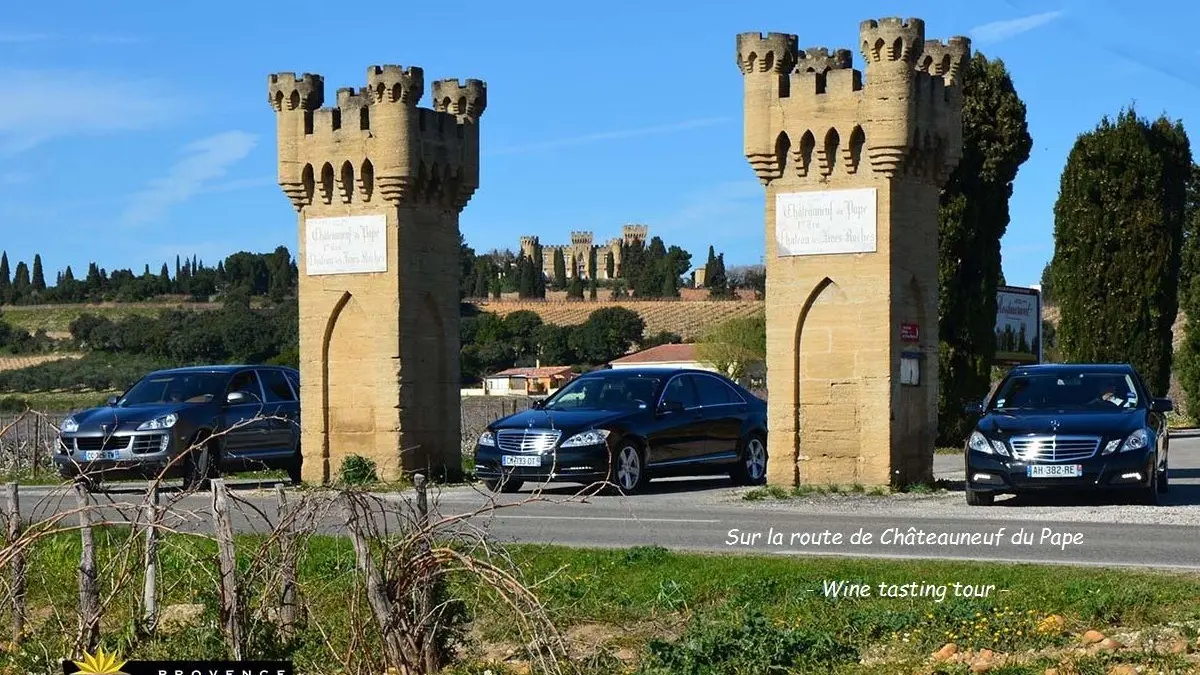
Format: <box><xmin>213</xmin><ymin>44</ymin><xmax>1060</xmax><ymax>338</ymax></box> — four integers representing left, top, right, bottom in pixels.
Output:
<box><xmin>1</xmin><ymin>0</ymin><xmax>1196</xmax><ymax>288</ymax></box>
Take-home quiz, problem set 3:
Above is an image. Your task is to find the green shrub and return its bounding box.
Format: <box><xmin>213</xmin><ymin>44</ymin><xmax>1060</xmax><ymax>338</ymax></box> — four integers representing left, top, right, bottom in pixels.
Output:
<box><xmin>339</xmin><ymin>455</ymin><xmax>378</xmax><ymax>485</ymax></box>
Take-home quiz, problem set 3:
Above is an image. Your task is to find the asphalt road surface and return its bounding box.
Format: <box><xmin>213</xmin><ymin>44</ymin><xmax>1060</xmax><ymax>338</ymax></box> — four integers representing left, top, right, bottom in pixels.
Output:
<box><xmin>16</xmin><ymin>432</ymin><xmax>1200</xmax><ymax>571</ymax></box>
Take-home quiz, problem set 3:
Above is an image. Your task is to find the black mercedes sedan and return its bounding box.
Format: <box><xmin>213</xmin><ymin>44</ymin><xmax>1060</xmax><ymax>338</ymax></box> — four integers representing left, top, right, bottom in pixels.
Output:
<box><xmin>473</xmin><ymin>367</ymin><xmax>769</xmax><ymax>494</ymax></box>
<box><xmin>963</xmin><ymin>363</ymin><xmax>1172</xmax><ymax>506</ymax></box>
<box><xmin>53</xmin><ymin>365</ymin><xmax>302</xmax><ymax>490</ymax></box>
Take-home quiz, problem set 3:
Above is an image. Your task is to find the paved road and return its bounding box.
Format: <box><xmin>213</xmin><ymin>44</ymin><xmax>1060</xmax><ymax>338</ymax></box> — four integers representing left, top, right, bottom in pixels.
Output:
<box><xmin>15</xmin><ymin>432</ymin><xmax>1200</xmax><ymax>571</ymax></box>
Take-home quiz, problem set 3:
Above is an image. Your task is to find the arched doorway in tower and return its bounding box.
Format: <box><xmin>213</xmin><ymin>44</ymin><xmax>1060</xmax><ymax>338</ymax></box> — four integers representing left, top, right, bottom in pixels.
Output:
<box><xmin>794</xmin><ymin>277</ymin><xmax>862</xmax><ymax>484</ymax></box>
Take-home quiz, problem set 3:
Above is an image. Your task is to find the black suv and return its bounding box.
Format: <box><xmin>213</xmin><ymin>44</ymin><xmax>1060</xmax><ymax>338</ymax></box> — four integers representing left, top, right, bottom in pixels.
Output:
<box><xmin>53</xmin><ymin>365</ymin><xmax>302</xmax><ymax>490</ymax></box>
<box><xmin>473</xmin><ymin>366</ymin><xmax>769</xmax><ymax>494</ymax></box>
<box><xmin>963</xmin><ymin>363</ymin><xmax>1172</xmax><ymax>506</ymax></box>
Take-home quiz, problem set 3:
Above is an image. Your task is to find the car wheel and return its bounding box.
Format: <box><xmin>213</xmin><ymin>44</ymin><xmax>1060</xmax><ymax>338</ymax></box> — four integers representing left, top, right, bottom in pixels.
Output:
<box><xmin>608</xmin><ymin>442</ymin><xmax>647</xmax><ymax>494</ymax></box>
<box><xmin>183</xmin><ymin>432</ymin><xmax>217</xmax><ymax>491</ymax></box>
<box><xmin>731</xmin><ymin>433</ymin><xmax>768</xmax><ymax>486</ymax></box>
<box><xmin>483</xmin><ymin>476</ymin><xmax>524</xmax><ymax>493</ymax></box>
<box><xmin>966</xmin><ymin>490</ymin><xmax>994</xmax><ymax>506</ymax></box>
<box><xmin>76</xmin><ymin>474</ymin><xmax>101</xmax><ymax>493</ymax></box>
<box><xmin>1157</xmin><ymin>464</ymin><xmax>1169</xmax><ymax>493</ymax></box>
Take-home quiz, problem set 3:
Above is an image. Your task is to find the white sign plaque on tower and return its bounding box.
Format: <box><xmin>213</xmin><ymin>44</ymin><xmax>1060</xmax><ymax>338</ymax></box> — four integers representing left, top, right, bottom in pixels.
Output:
<box><xmin>775</xmin><ymin>187</ymin><xmax>878</xmax><ymax>256</ymax></box>
<box><xmin>305</xmin><ymin>214</ymin><xmax>388</xmax><ymax>275</ymax></box>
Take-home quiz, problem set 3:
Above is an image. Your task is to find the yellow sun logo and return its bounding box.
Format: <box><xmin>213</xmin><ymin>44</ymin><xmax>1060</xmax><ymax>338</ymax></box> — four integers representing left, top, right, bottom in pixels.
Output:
<box><xmin>71</xmin><ymin>647</ymin><xmax>128</xmax><ymax>675</ymax></box>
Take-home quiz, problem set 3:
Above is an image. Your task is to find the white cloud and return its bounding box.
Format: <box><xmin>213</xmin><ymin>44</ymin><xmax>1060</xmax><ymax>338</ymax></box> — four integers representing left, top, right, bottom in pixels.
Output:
<box><xmin>0</xmin><ymin>69</ymin><xmax>186</xmax><ymax>154</ymax></box>
<box><xmin>0</xmin><ymin>31</ymin><xmax>55</xmax><ymax>43</ymax></box>
<box><xmin>970</xmin><ymin>10</ymin><xmax>1064</xmax><ymax>44</ymax></box>
<box><xmin>489</xmin><ymin>117</ymin><xmax>731</xmax><ymax>155</ymax></box>
<box><xmin>121</xmin><ymin>131</ymin><xmax>259</xmax><ymax>226</ymax></box>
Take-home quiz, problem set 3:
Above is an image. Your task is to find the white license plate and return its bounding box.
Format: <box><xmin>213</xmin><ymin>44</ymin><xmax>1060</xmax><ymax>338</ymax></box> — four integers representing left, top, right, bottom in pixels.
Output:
<box><xmin>84</xmin><ymin>450</ymin><xmax>118</xmax><ymax>461</ymax></box>
<box><xmin>501</xmin><ymin>454</ymin><xmax>541</xmax><ymax>467</ymax></box>
<box><xmin>1027</xmin><ymin>464</ymin><xmax>1082</xmax><ymax>478</ymax></box>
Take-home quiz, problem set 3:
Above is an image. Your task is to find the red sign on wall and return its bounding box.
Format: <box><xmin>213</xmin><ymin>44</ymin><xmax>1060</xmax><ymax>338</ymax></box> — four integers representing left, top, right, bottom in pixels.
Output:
<box><xmin>900</xmin><ymin>323</ymin><xmax>920</xmax><ymax>342</ymax></box>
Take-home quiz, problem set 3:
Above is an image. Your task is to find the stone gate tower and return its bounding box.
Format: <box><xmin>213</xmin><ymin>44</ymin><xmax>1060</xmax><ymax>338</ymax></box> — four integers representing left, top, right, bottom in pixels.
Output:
<box><xmin>267</xmin><ymin>64</ymin><xmax>485</xmax><ymax>483</ymax></box>
<box><xmin>735</xmin><ymin>18</ymin><xmax>969</xmax><ymax>487</ymax></box>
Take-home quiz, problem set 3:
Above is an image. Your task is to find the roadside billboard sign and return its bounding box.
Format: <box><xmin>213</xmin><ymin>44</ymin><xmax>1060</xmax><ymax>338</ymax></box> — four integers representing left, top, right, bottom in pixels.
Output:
<box><xmin>994</xmin><ymin>285</ymin><xmax>1041</xmax><ymax>365</ymax></box>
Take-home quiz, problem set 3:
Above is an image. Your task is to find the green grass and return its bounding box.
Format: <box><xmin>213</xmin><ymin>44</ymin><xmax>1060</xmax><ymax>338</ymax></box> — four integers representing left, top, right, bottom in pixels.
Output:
<box><xmin>3</xmin><ymin>533</ymin><xmax>1200</xmax><ymax>673</ymax></box>
<box><xmin>1</xmin><ymin>390</ymin><xmax>119</xmax><ymax>412</ymax></box>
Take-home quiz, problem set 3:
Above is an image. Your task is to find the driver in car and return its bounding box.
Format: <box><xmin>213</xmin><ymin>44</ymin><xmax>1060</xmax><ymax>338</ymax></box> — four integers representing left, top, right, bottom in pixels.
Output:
<box><xmin>1096</xmin><ymin>379</ymin><xmax>1128</xmax><ymax>407</ymax></box>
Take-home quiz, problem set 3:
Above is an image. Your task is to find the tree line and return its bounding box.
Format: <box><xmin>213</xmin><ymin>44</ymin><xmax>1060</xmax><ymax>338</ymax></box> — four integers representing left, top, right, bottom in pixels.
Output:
<box><xmin>0</xmin><ymin>248</ymin><xmax>297</xmax><ymax>305</ymax></box>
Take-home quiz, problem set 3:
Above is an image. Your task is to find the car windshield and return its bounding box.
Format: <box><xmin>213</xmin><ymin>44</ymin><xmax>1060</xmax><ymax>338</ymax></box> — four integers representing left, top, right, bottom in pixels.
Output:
<box><xmin>989</xmin><ymin>372</ymin><xmax>1141</xmax><ymax>412</ymax></box>
<box><xmin>542</xmin><ymin>373</ymin><xmax>662</xmax><ymax>411</ymax></box>
<box><xmin>119</xmin><ymin>372</ymin><xmax>228</xmax><ymax>406</ymax></box>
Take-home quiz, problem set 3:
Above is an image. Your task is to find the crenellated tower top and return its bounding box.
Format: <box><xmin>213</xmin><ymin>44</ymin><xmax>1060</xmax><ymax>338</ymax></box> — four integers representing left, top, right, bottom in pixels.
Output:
<box><xmin>736</xmin><ymin>17</ymin><xmax>970</xmax><ymax>185</ymax></box>
<box><xmin>570</xmin><ymin>231</ymin><xmax>593</xmax><ymax>246</ymax></box>
<box><xmin>267</xmin><ymin>63</ymin><xmax>487</xmax><ymax>213</ymax></box>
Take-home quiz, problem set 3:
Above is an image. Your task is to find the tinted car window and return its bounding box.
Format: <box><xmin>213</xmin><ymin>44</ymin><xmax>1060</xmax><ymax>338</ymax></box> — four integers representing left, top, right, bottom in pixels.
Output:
<box><xmin>693</xmin><ymin>374</ymin><xmax>742</xmax><ymax>406</ymax></box>
<box><xmin>662</xmin><ymin>375</ymin><xmax>699</xmax><ymax>408</ymax></box>
<box><xmin>227</xmin><ymin>370</ymin><xmax>263</xmax><ymax>402</ymax></box>
<box><xmin>990</xmin><ymin>372</ymin><xmax>1140</xmax><ymax>411</ymax></box>
<box><xmin>120</xmin><ymin>372</ymin><xmax>226</xmax><ymax>406</ymax></box>
<box><xmin>259</xmin><ymin>369</ymin><xmax>296</xmax><ymax>402</ymax></box>
<box><xmin>285</xmin><ymin>370</ymin><xmax>300</xmax><ymax>395</ymax></box>
<box><xmin>543</xmin><ymin>373</ymin><xmax>662</xmax><ymax>411</ymax></box>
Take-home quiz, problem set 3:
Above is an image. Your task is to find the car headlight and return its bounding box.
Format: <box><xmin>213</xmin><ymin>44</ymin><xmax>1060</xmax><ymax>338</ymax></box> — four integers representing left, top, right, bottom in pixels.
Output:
<box><xmin>1119</xmin><ymin>428</ymin><xmax>1150</xmax><ymax>453</ymax></box>
<box><xmin>137</xmin><ymin>413</ymin><xmax>178</xmax><ymax>431</ymax></box>
<box><xmin>967</xmin><ymin>431</ymin><xmax>1009</xmax><ymax>457</ymax></box>
<box><xmin>478</xmin><ymin>431</ymin><xmax>496</xmax><ymax>447</ymax></box>
<box><xmin>59</xmin><ymin>416</ymin><xmax>79</xmax><ymax>434</ymax></box>
<box><xmin>560</xmin><ymin>429</ymin><xmax>611</xmax><ymax>448</ymax></box>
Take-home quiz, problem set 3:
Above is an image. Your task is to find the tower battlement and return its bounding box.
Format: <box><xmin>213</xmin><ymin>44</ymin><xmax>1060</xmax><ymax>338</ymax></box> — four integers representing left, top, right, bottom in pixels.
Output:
<box><xmin>570</xmin><ymin>231</ymin><xmax>593</xmax><ymax>246</ymax></box>
<box><xmin>735</xmin><ymin>32</ymin><xmax>799</xmax><ymax>75</ymax></box>
<box><xmin>431</xmin><ymin>78</ymin><xmax>487</xmax><ymax>121</ymax></box>
<box><xmin>796</xmin><ymin>47</ymin><xmax>853</xmax><ymax>73</ymax></box>
<box><xmin>268</xmin><ymin>63</ymin><xmax>486</xmax><ymax>212</ymax></box>
<box><xmin>737</xmin><ymin>16</ymin><xmax>970</xmax><ymax>183</ymax></box>
<box><xmin>622</xmin><ymin>224</ymin><xmax>648</xmax><ymax>242</ymax></box>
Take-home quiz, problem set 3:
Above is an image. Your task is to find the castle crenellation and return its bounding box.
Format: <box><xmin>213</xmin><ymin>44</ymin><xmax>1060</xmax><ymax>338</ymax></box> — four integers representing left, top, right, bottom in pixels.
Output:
<box><xmin>268</xmin><ymin>64</ymin><xmax>486</xmax><ymax>213</ymax></box>
<box><xmin>736</xmin><ymin>17</ymin><xmax>969</xmax><ymax>186</ymax></box>
<box><xmin>519</xmin><ymin>224</ymin><xmax>648</xmax><ymax>281</ymax></box>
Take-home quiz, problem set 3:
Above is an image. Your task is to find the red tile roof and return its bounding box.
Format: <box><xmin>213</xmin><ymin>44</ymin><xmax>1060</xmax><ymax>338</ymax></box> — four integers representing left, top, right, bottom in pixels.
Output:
<box><xmin>609</xmin><ymin>343</ymin><xmax>698</xmax><ymax>365</ymax></box>
<box><xmin>489</xmin><ymin>366</ymin><xmax>575</xmax><ymax>378</ymax></box>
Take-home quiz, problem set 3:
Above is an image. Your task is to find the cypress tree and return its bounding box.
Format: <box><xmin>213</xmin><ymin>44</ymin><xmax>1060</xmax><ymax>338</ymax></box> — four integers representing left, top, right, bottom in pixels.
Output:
<box><xmin>0</xmin><ymin>253</ymin><xmax>10</xmax><ymax>303</ymax></box>
<box><xmin>533</xmin><ymin>245</ymin><xmax>546</xmax><ymax>297</ymax></box>
<box><xmin>704</xmin><ymin>245</ymin><xmax>717</xmax><ymax>287</ymax></box>
<box><xmin>606</xmin><ymin>251</ymin><xmax>615</xmax><ymax>278</ymax></box>
<box><xmin>936</xmin><ymin>53</ymin><xmax>1033</xmax><ymax>444</ymax></box>
<box><xmin>12</xmin><ymin>262</ymin><xmax>30</xmax><ymax>303</ymax></box>
<box><xmin>1050</xmin><ymin>106</ymin><xmax>1190</xmax><ymax>395</ymax></box>
<box><xmin>552</xmin><ymin>248</ymin><xmax>567</xmax><ymax>290</ymax></box>
<box><xmin>1169</xmin><ymin>164</ymin><xmax>1200</xmax><ymax>417</ymax></box>
<box><xmin>31</xmin><ymin>254</ymin><xmax>45</xmax><ymax>292</ymax></box>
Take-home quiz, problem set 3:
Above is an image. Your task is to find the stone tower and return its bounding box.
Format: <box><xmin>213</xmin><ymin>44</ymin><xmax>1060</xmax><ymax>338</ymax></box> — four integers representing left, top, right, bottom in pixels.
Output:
<box><xmin>267</xmin><ymin>64</ymin><xmax>486</xmax><ymax>483</ymax></box>
<box><xmin>735</xmin><ymin>18</ymin><xmax>969</xmax><ymax>487</ymax></box>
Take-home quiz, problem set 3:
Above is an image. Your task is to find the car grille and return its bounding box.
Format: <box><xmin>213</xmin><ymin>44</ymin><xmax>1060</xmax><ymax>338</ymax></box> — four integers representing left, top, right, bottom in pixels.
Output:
<box><xmin>496</xmin><ymin>429</ymin><xmax>561</xmax><ymax>453</ymax></box>
<box><xmin>73</xmin><ymin>436</ymin><xmax>131</xmax><ymax>452</ymax></box>
<box><xmin>131</xmin><ymin>434</ymin><xmax>165</xmax><ymax>454</ymax></box>
<box><xmin>1008</xmin><ymin>435</ymin><xmax>1099</xmax><ymax>462</ymax></box>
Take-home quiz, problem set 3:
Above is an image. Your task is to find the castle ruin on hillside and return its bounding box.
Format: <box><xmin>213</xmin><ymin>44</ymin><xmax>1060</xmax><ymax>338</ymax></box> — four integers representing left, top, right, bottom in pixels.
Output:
<box><xmin>519</xmin><ymin>223</ymin><xmax>648</xmax><ymax>280</ymax></box>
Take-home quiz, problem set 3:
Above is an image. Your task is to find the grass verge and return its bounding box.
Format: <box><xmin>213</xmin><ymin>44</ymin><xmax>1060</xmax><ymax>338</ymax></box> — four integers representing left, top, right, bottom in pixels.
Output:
<box><xmin>3</xmin><ymin>534</ymin><xmax>1199</xmax><ymax>673</ymax></box>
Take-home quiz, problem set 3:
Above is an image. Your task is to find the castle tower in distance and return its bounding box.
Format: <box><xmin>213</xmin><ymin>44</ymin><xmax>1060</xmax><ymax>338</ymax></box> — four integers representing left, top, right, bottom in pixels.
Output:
<box><xmin>736</xmin><ymin>18</ymin><xmax>969</xmax><ymax>487</ymax></box>
<box><xmin>518</xmin><ymin>223</ymin><xmax>648</xmax><ymax>280</ymax></box>
<box><xmin>267</xmin><ymin>64</ymin><xmax>486</xmax><ymax>483</ymax></box>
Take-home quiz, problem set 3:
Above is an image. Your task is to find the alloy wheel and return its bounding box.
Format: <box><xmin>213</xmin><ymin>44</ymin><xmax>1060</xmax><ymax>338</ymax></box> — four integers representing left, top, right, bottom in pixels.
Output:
<box><xmin>745</xmin><ymin>438</ymin><xmax>767</xmax><ymax>481</ymax></box>
<box><xmin>617</xmin><ymin>446</ymin><xmax>641</xmax><ymax>491</ymax></box>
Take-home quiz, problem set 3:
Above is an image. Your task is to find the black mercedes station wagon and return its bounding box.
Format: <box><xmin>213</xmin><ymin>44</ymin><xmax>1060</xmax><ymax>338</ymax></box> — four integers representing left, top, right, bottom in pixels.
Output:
<box><xmin>54</xmin><ymin>365</ymin><xmax>303</xmax><ymax>491</ymax></box>
<box><xmin>473</xmin><ymin>367</ymin><xmax>769</xmax><ymax>494</ymax></box>
<box><xmin>963</xmin><ymin>363</ymin><xmax>1172</xmax><ymax>506</ymax></box>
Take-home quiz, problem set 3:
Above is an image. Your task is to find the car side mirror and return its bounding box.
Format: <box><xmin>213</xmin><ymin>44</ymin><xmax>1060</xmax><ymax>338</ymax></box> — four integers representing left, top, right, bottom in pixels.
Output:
<box><xmin>106</xmin><ymin>395</ymin><xmax>119</xmax><ymax>407</ymax></box>
<box><xmin>658</xmin><ymin>399</ymin><xmax>684</xmax><ymax>415</ymax></box>
<box><xmin>1151</xmin><ymin>397</ymin><xmax>1174</xmax><ymax>413</ymax></box>
<box><xmin>962</xmin><ymin>401</ymin><xmax>983</xmax><ymax>415</ymax></box>
<box><xmin>226</xmin><ymin>391</ymin><xmax>248</xmax><ymax>405</ymax></box>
